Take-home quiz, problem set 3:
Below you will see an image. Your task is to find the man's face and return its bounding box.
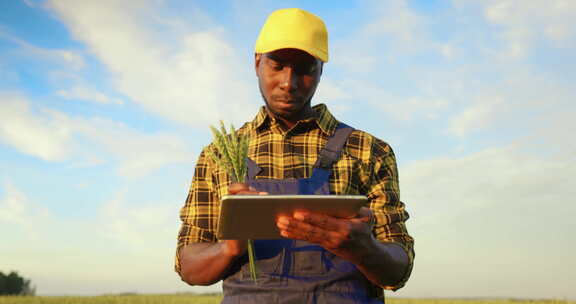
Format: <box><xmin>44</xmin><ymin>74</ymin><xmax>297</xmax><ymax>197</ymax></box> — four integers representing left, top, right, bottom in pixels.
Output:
<box><xmin>255</xmin><ymin>48</ymin><xmax>322</xmax><ymax>122</ymax></box>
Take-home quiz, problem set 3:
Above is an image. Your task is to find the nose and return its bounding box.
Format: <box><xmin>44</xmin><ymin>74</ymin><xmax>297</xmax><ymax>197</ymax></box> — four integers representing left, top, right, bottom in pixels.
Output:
<box><xmin>279</xmin><ymin>66</ymin><xmax>298</xmax><ymax>92</ymax></box>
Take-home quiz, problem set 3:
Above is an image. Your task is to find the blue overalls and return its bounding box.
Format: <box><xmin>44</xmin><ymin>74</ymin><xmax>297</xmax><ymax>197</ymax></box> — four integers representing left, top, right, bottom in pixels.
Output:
<box><xmin>221</xmin><ymin>123</ymin><xmax>384</xmax><ymax>304</ymax></box>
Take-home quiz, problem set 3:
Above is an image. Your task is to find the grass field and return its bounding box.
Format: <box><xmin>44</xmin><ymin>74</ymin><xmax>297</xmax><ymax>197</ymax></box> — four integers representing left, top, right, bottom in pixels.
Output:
<box><xmin>0</xmin><ymin>295</ymin><xmax>573</xmax><ymax>304</ymax></box>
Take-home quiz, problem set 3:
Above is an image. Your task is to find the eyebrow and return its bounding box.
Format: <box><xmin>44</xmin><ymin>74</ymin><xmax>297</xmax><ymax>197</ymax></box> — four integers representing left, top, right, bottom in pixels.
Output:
<box><xmin>264</xmin><ymin>53</ymin><xmax>319</xmax><ymax>67</ymax></box>
<box><xmin>264</xmin><ymin>53</ymin><xmax>284</xmax><ymax>63</ymax></box>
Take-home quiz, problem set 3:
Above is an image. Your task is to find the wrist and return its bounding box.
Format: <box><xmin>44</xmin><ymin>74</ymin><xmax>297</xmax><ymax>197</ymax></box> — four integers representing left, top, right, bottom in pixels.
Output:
<box><xmin>348</xmin><ymin>233</ymin><xmax>378</xmax><ymax>265</ymax></box>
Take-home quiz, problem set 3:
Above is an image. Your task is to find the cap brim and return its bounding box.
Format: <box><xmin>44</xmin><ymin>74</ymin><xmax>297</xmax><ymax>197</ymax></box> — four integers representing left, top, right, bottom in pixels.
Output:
<box><xmin>255</xmin><ymin>40</ymin><xmax>328</xmax><ymax>62</ymax></box>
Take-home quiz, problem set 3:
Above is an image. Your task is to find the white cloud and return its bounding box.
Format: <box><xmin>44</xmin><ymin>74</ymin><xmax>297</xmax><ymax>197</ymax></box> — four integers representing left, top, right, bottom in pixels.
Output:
<box><xmin>47</xmin><ymin>109</ymin><xmax>197</xmax><ymax>178</ymax></box>
<box><xmin>57</xmin><ymin>85</ymin><xmax>123</xmax><ymax>105</ymax></box>
<box><xmin>333</xmin><ymin>80</ymin><xmax>450</xmax><ymax>122</ymax></box>
<box><xmin>46</xmin><ymin>0</ymin><xmax>260</xmax><ymax>127</ymax></box>
<box><xmin>55</xmin><ymin>50</ymin><xmax>85</xmax><ymax>70</ymax></box>
<box><xmin>442</xmin><ymin>64</ymin><xmax>575</xmax><ymax>139</ymax></box>
<box><xmin>0</xmin><ymin>93</ymin><xmax>72</xmax><ymax>161</ymax></box>
<box><xmin>314</xmin><ymin>77</ymin><xmax>350</xmax><ymax>102</ymax></box>
<box><xmin>0</xmin><ymin>182</ymin><xmax>50</xmax><ymax>239</ymax></box>
<box><xmin>327</xmin><ymin>0</ymin><xmax>575</xmax><ymax>133</ymax></box>
<box><xmin>0</xmin><ymin>182</ymin><xmax>203</xmax><ymax>295</ymax></box>
<box><xmin>363</xmin><ymin>0</ymin><xmax>423</xmax><ymax>45</ymax></box>
<box><xmin>0</xmin><ymin>182</ymin><xmax>29</xmax><ymax>226</ymax></box>
<box><xmin>99</xmin><ymin>192</ymin><xmax>181</xmax><ymax>249</ymax></box>
<box><xmin>332</xmin><ymin>0</ymin><xmax>431</xmax><ymax>73</ymax></box>
<box><xmin>0</xmin><ymin>94</ymin><xmax>195</xmax><ymax>177</ymax></box>
<box><xmin>448</xmin><ymin>96</ymin><xmax>502</xmax><ymax>136</ymax></box>
<box><xmin>333</xmin><ymin>0</ymin><xmax>479</xmax><ymax>72</ymax></box>
<box><xmin>64</xmin><ymin>116</ymin><xmax>195</xmax><ymax>177</ymax></box>
<box><xmin>0</xmin><ymin>30</ymin><xmax>85</xmax><ymax>70</ymax></box>
<box><xmin>437</xmin><ymin>43</ymin><xmax>457</xmax><ymax>59</ymax></box>
<box><xmin>462</xmin><ymin>0</ymin><xmax>576</xmax><ymax>58</ymax></box>
<box><xmin>331</xmin><ymin>0</ymin><xmax>575</xmax><ymax>135</ymax></box>
<box><xmin>403</xmin><ymin>145</ymin><xmax>565</xmax><ymax>225</ymax></box>
<box><xmin>400</xmin><ymin>144</ymin><xmax>576</xmax><ymax>298</ymax></box>
<box><xmin>22</xmin><ymin>0</ymin><xmax>39</xmax><ymax>8</ymax></box>
<box><xmin>376</xmin><ymin>96</ymin><xmax>449</xmax><ymax>122</ymax></box>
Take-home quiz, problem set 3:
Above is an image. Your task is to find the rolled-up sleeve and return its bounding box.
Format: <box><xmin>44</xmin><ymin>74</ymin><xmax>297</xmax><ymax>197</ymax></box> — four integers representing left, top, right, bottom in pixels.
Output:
<box><xmin>175</xmin><ymin>149</ymin><xmax>220</xmax><ymax>275</ymax></box>
<box><xmin>366</xmin><ymin>141</ymin><xmax>414</xmax><ymax>291</ymax></box>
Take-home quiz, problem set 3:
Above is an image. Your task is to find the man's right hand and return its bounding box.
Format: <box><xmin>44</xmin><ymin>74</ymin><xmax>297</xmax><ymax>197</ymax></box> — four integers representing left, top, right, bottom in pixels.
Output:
<box><xmin>222</xmin><ymin>183</ymin><xmax>268</xmax><ymax>257</ymax></box>
<box><xmin>178</xmin><ymin>183</ymin><xmax>269</xmax><ymax>286</ymax></box>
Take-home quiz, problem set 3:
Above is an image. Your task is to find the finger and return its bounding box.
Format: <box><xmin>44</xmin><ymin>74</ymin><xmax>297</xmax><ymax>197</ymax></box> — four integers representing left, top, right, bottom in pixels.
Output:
<box><xmin>276</xmin><ymin>216</ymin><xmax>291</xmax><ymax>230</ymax></box>
<box><xmin>279</xmin><ymin>224</ymin><xmax>343</xmax><ymax>249</ymax></box>
<box><xmin>228</xmin><ymin>183</ymin><xmax>251</xmax><ymax>195</ymax></box>
<box><xmin>236</xmin><ymin>190</ymin><xmax>261</xmax><ymax>195</ymax></box>
<box><xmin>277</xmin><ymin>216</ymin><xmax>335</xmax><ymax>243</ymax></box>
<box><xmin>277</xmin><ymin>217</ymin><xmax>352</xmax><ymax>250</ymax></box>
<box><xmin>233</xmin><ymin>185</ymin><xmax>265</xmax><ymax>195</ymax></box>
<box><xmin>293</xmin><ymin>211</ymin><xmax>347</xmax><ymax>233</ymax></box>
<box><xmin>279</xmin><ymin>221</ymin><xmax>329</xmax><ymax>243</ymax></box>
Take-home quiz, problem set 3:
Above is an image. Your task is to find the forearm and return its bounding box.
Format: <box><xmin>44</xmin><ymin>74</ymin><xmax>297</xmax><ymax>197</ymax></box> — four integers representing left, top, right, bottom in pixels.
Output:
<box><xmin>178</xmin><ymin>242</ymin><xmax>242</xmax><ymax>286</ymax></box>
<box><xmin>349</xmin><ymin>236</ymin><xmax>410</xmax><ymax>288</ymax></box>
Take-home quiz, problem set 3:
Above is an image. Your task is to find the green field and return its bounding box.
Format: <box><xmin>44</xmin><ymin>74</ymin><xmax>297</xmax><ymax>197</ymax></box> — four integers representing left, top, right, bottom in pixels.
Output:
<box><xmin>0</xmin><ymin>295</ymin><xmax>573</xmax><ymax>304</ymax></box>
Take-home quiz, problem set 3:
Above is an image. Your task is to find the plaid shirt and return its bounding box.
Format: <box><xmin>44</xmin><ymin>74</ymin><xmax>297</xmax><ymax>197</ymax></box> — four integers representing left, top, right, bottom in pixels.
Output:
<box><xmin>176</xmin><ymin>103</ymin><xmax>414</xmax><ymax>290</ymax></box>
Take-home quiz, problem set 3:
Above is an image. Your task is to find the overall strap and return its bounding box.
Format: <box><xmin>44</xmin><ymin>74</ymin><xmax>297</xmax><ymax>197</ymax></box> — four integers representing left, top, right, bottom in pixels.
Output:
<box><xmin>313</xmin><ymin>123</ymin><xmax>354</xmax><ymax>169</ymax></box>
<box><xmin>246</xmin><ymin>157</ymin><xmax>261</xmax><ymax>181</ymax></box>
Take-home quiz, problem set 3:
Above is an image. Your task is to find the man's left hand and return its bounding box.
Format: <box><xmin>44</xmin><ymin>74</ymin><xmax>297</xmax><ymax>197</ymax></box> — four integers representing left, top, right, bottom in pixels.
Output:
<box><xmin>276</xmin><ymin>207</ymin><xmax>375</xmax><ymax>263</ymax></box>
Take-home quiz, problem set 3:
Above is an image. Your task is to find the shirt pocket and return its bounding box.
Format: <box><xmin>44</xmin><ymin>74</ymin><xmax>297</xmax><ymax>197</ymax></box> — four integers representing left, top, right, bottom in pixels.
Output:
<box><xmin>330</xmin><ymin>153</ymin><xmax>363</xmax><ymax>195</ymax></box>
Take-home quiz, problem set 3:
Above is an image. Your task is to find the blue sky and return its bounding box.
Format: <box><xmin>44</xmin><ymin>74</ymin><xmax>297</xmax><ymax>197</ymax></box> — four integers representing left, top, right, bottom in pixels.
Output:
<box><xmin>1</xmin><ymin>0</ymin><xmax>575</xmax><ymax>299</ymax></box>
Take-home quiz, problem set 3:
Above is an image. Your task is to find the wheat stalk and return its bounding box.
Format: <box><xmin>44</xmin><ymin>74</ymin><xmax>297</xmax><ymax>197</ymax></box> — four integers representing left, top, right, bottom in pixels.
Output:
<box><xmin>207</xmin><ymin>121</ymin><xmax>257</xmax><ymax>283</ymax></box>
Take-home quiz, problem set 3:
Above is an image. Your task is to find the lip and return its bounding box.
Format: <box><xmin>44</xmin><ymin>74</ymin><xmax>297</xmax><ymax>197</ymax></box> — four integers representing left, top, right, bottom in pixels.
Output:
<box><xmin>274</xmin><ymin>99</ymin><xmax>299</xmax><ymax>110</ymax></box>
<box><xmin>273</xmin><ymin>97</ymin><xmax>300</xmax><ymax>104</ymax></box>
<box><xmin>274</xmin><ymin>96</ymin><xmax>295</xmax><ymax>101</ymax></box>
<box><xmin>276</xmin><ymin>99</ymin><xmax>296</xmax><ymax>104</ymax></box>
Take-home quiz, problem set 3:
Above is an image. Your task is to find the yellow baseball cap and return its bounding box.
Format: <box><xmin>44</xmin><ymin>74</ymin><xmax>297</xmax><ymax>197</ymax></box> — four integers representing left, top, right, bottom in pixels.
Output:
<box><xmin>255</xmin><ymin>8</ymin><xmax>329</xmax><ymax>62</ymax></box>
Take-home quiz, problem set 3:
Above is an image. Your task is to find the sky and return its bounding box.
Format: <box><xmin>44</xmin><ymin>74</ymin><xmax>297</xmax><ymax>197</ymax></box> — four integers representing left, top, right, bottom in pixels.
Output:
<box><xmin>0</xmin><ymin>0</ymin><xmax>575</xmax><ymax>299</ymax></box>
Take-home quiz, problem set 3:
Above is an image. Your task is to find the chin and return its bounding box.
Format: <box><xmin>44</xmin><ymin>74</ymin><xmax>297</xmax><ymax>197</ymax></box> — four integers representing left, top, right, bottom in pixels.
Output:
<box><xmin>270</xmin><ymin>108</ymin><xmax>294</xmax><ymax>119</ymax></box>
<box><xmin>264</xmin><ymin>96</ymin><xmax>311</xmax><ymax>121</ymax></box>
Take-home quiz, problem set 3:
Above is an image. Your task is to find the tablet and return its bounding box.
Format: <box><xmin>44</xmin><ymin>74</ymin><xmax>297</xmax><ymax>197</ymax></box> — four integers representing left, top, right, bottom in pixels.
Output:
<box><xmin>217</xmin><ymin>195</ymin><xmax>367</xmax><ymax>239</ymax></box>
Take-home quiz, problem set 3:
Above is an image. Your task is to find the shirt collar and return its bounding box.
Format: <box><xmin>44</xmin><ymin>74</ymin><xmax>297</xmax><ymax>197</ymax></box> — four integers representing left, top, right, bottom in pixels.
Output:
<box><xmin>249</xmin><ymin>103</ymin><xmax>339</xmax><ymax>136</ymax></box>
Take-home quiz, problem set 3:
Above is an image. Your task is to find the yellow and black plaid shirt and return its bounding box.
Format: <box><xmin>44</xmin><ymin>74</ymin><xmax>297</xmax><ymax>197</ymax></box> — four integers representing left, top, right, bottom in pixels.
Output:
<box><xmin>176</xmin><ymin>104</ymin><xmax>414</xmax><ymax>290</ymax></box>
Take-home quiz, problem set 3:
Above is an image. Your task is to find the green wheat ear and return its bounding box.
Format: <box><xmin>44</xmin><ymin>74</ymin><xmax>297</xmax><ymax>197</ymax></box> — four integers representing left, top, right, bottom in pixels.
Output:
<box><xmin>208</xmin><ymin>121</ymin><xmax>257</xmax><ymax>283</ymax></box>
<box><xmin>208</xmin><ymin>121</ymin><xmax>249</xmax><ymax>183</ymax></box>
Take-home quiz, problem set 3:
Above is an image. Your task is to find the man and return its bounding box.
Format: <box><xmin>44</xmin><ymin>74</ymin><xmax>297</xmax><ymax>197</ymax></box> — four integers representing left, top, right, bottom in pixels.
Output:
<box><xmin>176</xmin><ymin>8</ymin><xmax>414</xmax><ymax>303</ymax></box>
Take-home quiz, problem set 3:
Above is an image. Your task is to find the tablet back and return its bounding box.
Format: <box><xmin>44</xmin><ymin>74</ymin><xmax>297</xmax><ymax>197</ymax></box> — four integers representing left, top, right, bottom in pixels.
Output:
<box><xmin>217</xmin><ymin>195</ymin><xmax>367</xmax><ymax>239</ymax></box>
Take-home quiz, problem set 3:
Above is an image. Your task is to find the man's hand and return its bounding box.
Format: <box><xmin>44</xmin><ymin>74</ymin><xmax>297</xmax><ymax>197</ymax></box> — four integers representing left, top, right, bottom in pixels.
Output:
<box><xmin>178</xmin><ymin>182</ymin><xmax>269</xmax><ymax>286</ymax></box>
<box><xmin>276</xmin><ymin>207</ymin><xmax>409</xmax><ymax>288</ymax></box>
<box><xmin>223</xmin><ymin>183</ymin><xmax>268</xmax><ymax>257</ymax></box>
<box><xmin>276</xmin><ymin>207</ymin><xmax>375</xmax><ymax>263</ymax></box>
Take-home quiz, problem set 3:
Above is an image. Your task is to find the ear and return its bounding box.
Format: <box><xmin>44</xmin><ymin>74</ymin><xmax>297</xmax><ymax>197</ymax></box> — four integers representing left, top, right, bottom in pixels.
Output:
<box><xmin>254</xmin><ymin>53</ymin><xmax>262</xmax><ymax>76</ymax></box>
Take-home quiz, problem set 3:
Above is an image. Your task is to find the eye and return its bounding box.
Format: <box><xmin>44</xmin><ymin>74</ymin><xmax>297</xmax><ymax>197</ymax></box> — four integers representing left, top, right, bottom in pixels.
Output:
<box><xmin>295</xmin><ymin>64</ymin><xmax>317</xmax><ymax>76</ymax></box>
<box><xmin>267</xmin><ymin>60</ymin><xmax>284</xmax><ymax>71</ymax></box>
